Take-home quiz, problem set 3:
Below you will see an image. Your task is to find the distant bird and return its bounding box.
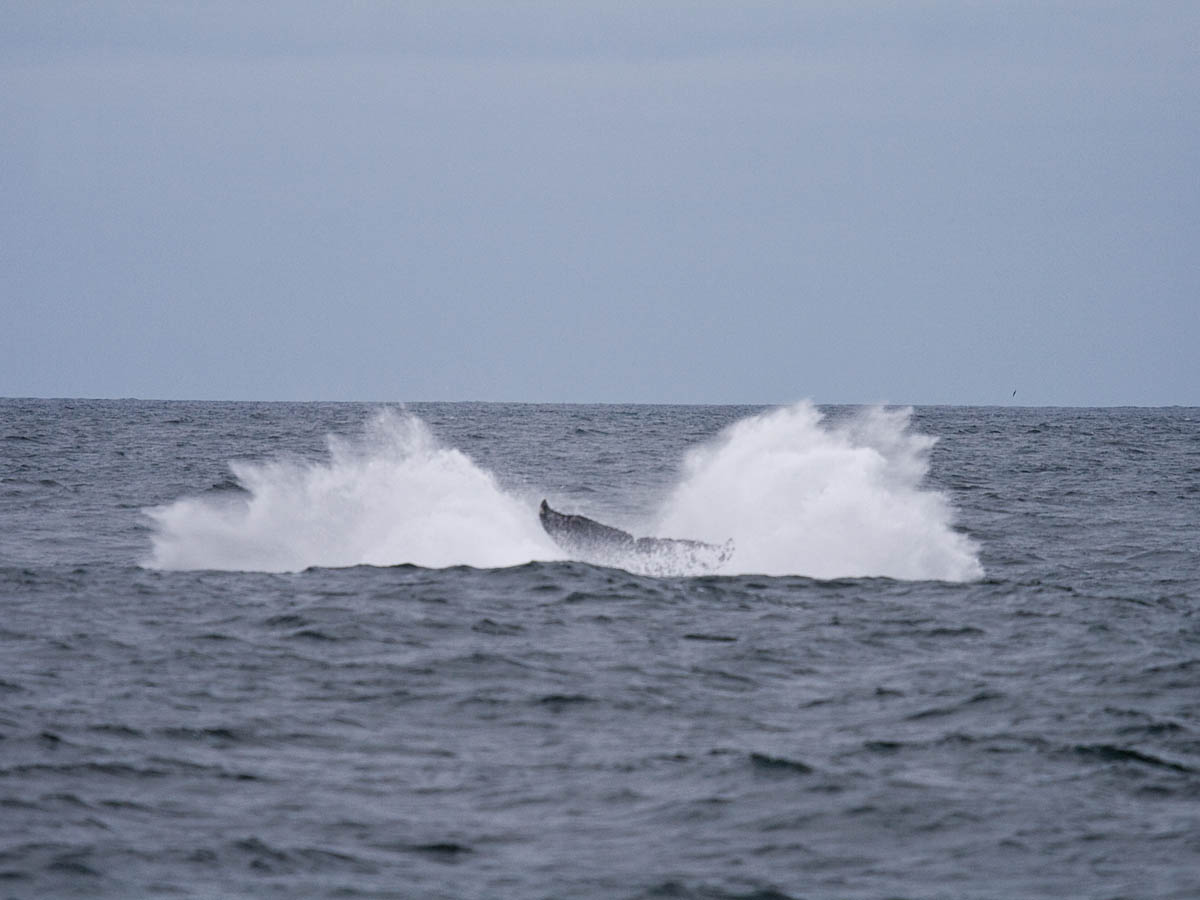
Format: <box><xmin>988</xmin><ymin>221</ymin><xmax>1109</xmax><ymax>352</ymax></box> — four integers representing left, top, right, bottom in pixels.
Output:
<box><xmin>1012</xmin><ymin>390</ymin><xmax>1017</xmax><ymax>397</ymax></box>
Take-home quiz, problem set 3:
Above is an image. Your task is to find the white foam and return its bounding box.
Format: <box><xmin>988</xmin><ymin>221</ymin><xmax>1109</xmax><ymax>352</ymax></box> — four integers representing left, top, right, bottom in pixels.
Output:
<box><xmin>656</xmin><ymin>402</ymin><xmax>983</xmax><ymax>581</ymax></box>
<box><xmin>146</xmin><ymin>403</ymin><xmax>982</xmax><ymax>581</ymax></box>
<box><xmin>145</xmin><ymin>409</ymin><xmax>560</xmax><ymax>572</ymax></box>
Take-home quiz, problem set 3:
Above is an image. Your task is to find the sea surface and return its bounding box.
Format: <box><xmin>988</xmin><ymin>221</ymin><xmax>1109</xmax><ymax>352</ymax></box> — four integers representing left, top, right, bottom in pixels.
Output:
<box><xmin>1</xmin><ymin>399</ymin><xmax>1198</xmax><ymax>899</ymax></box>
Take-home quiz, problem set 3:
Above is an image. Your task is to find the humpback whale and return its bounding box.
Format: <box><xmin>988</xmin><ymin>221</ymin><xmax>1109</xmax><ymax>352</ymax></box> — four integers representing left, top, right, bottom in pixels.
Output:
<box><xmin>539</xmin><ymin>500</ymin><xmax>733</xmax><ymax>573</ymax></box>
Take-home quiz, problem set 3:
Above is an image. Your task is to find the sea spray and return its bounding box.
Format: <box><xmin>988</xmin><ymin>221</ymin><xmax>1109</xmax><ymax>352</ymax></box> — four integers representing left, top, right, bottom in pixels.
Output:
<box><xmin>146</xmin><ymin>403</ymin><xmax>982</xmax><ymax>580</ymax></box>
<box><xmin>656</xmin><ymin>402</ymin><xmax>983</xmax><ymax>581</ymax></box>
<box><xmin>146</xmin><ymin>409</ymin><xmax>560</xmax><ymax>572</ymax></box>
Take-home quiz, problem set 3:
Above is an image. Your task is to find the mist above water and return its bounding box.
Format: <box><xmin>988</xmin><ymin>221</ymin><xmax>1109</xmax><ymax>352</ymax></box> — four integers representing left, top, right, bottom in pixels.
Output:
<box><xmin>146</xmin><ymin>404</ymin><xmax>981</xmax><ymax>581</ymax></box>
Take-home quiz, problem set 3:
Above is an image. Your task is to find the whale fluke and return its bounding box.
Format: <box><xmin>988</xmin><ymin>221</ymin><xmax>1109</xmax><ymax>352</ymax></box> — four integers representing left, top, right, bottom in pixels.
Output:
<box><xmin>539</xmin><ymin>499</ymin><xmax>732</xmax><ymax>574</ymax></box>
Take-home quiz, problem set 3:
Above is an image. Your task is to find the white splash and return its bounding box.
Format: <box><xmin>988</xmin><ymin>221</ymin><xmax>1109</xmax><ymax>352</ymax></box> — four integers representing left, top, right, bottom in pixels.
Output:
<box><xmin>146</xmin><ymin>403</ymin><xmax>982</xmax><ymax>581</ymax></box>
<box><xmin>145</xmin><ymin>409</ymin><xmax>559</xmax><ymax>572</ymax></box>
<box><xmin>656</xmin><ymin>402</ymin><xmax>983</xmax><ymax>581</ymax></box>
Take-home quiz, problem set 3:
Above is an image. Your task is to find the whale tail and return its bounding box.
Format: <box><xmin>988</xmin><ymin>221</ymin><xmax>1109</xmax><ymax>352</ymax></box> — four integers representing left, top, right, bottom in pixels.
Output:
<box><xmin>539</xmin><ymin>499</ymin><xmax>732</xmax><ymax>575</ymax></box>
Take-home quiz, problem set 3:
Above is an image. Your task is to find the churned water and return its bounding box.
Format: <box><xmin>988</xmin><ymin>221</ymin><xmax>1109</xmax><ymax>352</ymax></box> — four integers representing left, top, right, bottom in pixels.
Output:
<box><xmin>1</xmin><ymin>399</ymin><xmax>1198</xmax><ymax>898</ymax></box>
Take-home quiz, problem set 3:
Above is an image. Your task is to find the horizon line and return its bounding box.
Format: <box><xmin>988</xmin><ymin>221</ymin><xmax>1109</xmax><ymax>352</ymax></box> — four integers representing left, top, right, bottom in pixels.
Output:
<box><xmin>1</xmin><ymin>395</ymin><xmax>1194</xmax><ymax>410</ymax></box>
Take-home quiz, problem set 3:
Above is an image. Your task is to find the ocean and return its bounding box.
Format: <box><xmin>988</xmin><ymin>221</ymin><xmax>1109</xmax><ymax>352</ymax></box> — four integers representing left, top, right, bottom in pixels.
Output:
<box><xmin>1</xmin><ymin>399</ymin><xmax>1197</xmax><ymax>899</ymax></box>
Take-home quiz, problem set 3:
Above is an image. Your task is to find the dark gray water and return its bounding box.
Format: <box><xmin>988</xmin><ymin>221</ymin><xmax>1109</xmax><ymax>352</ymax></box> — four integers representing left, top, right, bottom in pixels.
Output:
<box><xmin>2</xmin><ymin>400</ymin><xmax>1198</xmax><ymax>898</ymax></box>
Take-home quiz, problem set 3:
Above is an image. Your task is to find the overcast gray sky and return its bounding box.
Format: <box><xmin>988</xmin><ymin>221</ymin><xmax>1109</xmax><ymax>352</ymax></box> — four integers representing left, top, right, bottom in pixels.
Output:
<box><xmin>3</xmin><ymin>1</ymin><xmax>1197</xmax><ymax>405</ymax></box>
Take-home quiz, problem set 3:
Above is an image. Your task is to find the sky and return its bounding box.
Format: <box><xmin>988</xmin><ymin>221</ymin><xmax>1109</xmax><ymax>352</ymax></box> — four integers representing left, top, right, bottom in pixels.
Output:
<box><xmin>2</xmin><ymin>1</ymin><xmax>1197</xmax><ymax>405</ymax></box>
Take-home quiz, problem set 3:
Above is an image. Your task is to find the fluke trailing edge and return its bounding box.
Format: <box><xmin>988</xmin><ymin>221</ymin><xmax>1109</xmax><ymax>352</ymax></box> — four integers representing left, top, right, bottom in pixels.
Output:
<box><xmin>539</xmin><ymin>499</ymin><xmax>733</xmax><ymax>574</ymax></box>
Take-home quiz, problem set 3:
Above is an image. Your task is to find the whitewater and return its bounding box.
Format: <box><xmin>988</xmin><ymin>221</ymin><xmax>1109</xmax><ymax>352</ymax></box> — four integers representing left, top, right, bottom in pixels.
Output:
<box><xmin>145</xmin><ymin>402</ymin><xmax>982</xmax><ymax>581</ymax></box>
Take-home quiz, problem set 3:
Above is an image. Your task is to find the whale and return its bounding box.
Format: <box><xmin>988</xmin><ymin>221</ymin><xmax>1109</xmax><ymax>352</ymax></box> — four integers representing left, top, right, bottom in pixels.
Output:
<box><xmin>539</xmin><ymin>499</ymin><xmax>733</xmax><ymax>573</ymax></box>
